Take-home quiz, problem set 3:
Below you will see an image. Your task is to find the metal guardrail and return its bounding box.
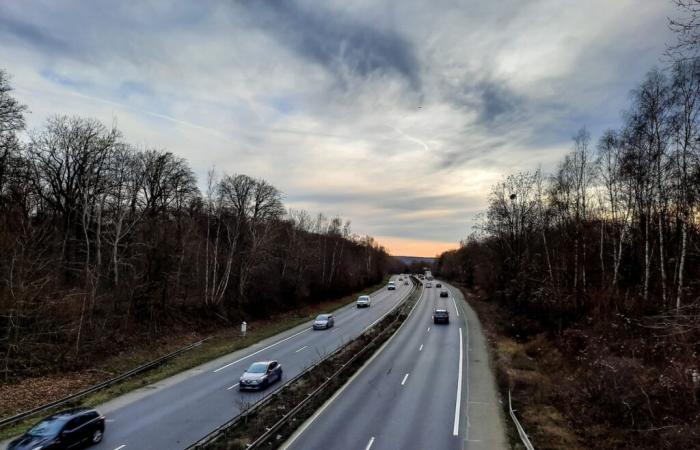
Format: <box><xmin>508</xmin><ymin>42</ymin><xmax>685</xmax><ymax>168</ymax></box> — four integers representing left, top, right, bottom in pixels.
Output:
<box><xmin>0</xmin><ymin>338</ymin><xmax>209</xmax><ymax>429</ymax></box>
<box><xmin>187</xmin><ymin>277</ymin><xmax>419</xmax><ymax>449</ymax></box>
<box><xmin>509</xmin><ymin>390</ymin><xmax>535</xmax><ymax>450</ymax></box>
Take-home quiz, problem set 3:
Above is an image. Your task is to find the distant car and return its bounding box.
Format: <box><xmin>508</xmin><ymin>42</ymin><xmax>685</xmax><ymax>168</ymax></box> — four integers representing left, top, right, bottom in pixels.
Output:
<box><xmin>404</xmin><ymin>281</ymin><xmax>409</xmax><ymax>285</ymax></box>
<box><xmin>387</xmin><ymin>281</ymin><xmax>396</xmax><ymax>290</ymax></box>
<box><xmin>313</xmin><ymin>314</ymin><xmax>334</xmax><ymax>329</ymax></box>
<box><xmin>440</xmin><ymin>290</ymin><xmax>449</xmax><ymax>298</ymax></box>
<box><xmin>426</xmin><ymin>282</ymin><xmax>432</xmax><ymax>288</ymax></box>
<box><xmin>239</xmin><ymin>361</ymin><xmax>283</xmax><ymax>391</ymax></box>
<box><xmin>357</xmin><ymin>295</ymin><xmax>371</xmax><ymax>308</ymax></box>
<box><xmin>8</xmin><ymin>407</ymin><xmax>105</xmax><ymax>450</ymax></box>
<box><xmin>436</xmin><ymin>283</ymin><xmax>442</xmax><ymax>288</ymax></box>
<box><xmin>433</xmin><ymin>309</ymin><xmax>449</xmax><ymax>324</ymax></box>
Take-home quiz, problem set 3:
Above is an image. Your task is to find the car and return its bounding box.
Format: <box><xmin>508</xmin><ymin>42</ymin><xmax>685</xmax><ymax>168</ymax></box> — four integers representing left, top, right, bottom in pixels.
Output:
<box><xmin>426</xmin><ymin>282</ymin><xmax>432</xmax><ymax>288</ymax></box>
<box><xmin>433</xmin><ymin>309</ymin><xmax>449</xmax><ymax>324</ymax></box>
<box><xmin>356</xmin><ymin>295</ymin><xmax>371</xmax><ymax>307</ymax></box>
<box><xmin>404</xmin><ymin>281</ymin><xmax>409</xmax><ymax>285</ymax></box>
<box><xmin>387</xmin><ymin>281</ymin><xmax>396</xmax><ymax>290</ymax></box>
<box><xmin>239</xmin><ymin>361</ymin><xmax>283</xmax><ymax>391</ymax></box>
<box><xmin>313</xmin><ymin>314</ymin><xmax>334</xmax><ymax>329</ymax></box>
<box><xmin>440</xmin><ymin>290</ymin><xmax>449</xmax><ymax>297</ymax></box>
<box><xmin>436</xmin><ymin>283</ymin><xmax>442</xmax><ymax>288</ymax></box>
<box><xmin>8</xmin><ymin>407</ymin><xmax>105</xmax><ymax>450</ymax></box>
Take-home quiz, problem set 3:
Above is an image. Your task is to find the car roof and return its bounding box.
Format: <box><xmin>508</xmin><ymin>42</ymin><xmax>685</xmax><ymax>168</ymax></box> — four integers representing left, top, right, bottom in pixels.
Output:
<box><xmin>44</xmin><ymin>407</ymin><xmax>96</xmax><ymax>421</ymax></box>
<box><xmin>434</xmin><ymin>308</ymin><xmax>448</xmax><ymax>313</ymax></box>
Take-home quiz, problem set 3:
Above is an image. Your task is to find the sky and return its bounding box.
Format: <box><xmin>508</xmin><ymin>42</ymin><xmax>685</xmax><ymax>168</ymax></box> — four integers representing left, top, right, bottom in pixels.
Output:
<box><xmin>0</xmin><ymin>0</ymin><xmax>677</xmax><ymax>257</ymax></box>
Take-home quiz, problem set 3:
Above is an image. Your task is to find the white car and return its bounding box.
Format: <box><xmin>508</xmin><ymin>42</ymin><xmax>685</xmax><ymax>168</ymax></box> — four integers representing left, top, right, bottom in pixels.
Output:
<box><xmin>356</xmin><ymin>295</ymin><xmax>371</xmax><ymax>308</ymax></box>
<box><xmin>387</xmin><ymin>281</ymin><xmax>396</xmax><ymax>290</ymax></box>
<box><xmin>426</xmin><ymin>282</ymin><xmax>432</xmax><ymax>288</ymax></box>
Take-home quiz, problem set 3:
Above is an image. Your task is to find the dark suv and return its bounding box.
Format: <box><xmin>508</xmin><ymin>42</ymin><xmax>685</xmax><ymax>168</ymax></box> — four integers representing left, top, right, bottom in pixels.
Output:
<box><xmin>433</xmin><ymin>309</ymin><xmax>449</xmax><ymax>324</ymax></box>
<box><xmin>440</xmin><ymin>290</ymin><xmax>449</xmax><ymax>298</ymax></box>
<box><xmin>9</xmin><ymin>407</ymin><xmax>105</xmax><ymax>450</ymax></box>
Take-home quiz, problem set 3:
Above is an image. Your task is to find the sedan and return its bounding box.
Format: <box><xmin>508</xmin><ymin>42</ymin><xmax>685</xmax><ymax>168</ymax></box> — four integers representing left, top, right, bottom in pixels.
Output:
<box><xmin>433</xmin><ymin>309</ymin><xmax>450</xmax><ymax>324</ymax></box>
<box><xmin>313</xmin><ymin>314</ymin><xmax>334</xmax><ymax>329</ymax></box>
<box><xmin>440</xmin><ymin>290</ymin><xmax>449</xmax><ymax>298</ymax></box>
<box><xmin>239</xmin><ymin>361</ymin><xmax>283</xmax><ymax>391</ymax></box>
<box><xmin>9</xmin><ymin>407</ymin><xmax>105</xmax><ymax>450</ymax></box>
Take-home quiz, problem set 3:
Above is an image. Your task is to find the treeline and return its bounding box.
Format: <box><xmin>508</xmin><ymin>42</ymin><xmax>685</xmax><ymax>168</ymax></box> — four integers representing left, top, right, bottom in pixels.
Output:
<box><xmin>436</xmin><ymin>5</ymin><xmax>700</xmax><ymax>446</ymax></box>
<box><xmin>0</xmin><ymin>70</ymin><xmax>394</xmax><ymax>379</ymax></box>
<box><xmin>438</xmin><ymin>59</ymin><xmax>700</xmax><ymax>320</ymax></box>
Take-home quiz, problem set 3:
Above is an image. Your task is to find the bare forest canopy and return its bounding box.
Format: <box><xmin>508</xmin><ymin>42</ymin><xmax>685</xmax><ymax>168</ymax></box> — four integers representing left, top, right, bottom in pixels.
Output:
<box><xmin>0</xmin><ymin>70</ymin><xmax>399</xmax><ymax>380</ymax></box>
<box><xmin>435</xmin><ymin>3</ymin><xmax>700</xmax><ymax>447</ymax></box>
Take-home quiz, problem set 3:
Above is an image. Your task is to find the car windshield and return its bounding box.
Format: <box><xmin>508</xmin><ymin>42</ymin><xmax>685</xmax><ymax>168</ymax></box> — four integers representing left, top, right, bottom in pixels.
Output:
<box><xmin>247</xmin><ymin>362</ymin><xmax>268</xmax><ymax>373</ymax></box>
<box><xmin>315</xmin><ymin>314</ymin><xmax>329</xmax><ymax>321</ymax></box>
<box><xmin>358</xmin><ymin>296</ymin><xmax>369</xmax><ymax>300</ymax></box>
<box><xmin>27</xmin><ymin>417</ymin><xmax>66</xmax><ymax>437</ymax></box>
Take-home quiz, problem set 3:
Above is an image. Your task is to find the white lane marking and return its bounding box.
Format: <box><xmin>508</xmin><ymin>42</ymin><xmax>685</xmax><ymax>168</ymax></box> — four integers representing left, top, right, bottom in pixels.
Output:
<box><xmin>280</xmin><ymin>286</ymin><xmax>425</xmax><ymax>450</ymax></box>
<box><xmin>427</xmin><ymin>327</ymin><xmax>430</xmax><ymax>332</ymax></box>
<box><xmin>452</xmin><ymin>297</ymin><xmax>460</xmax><ymax>316</ymax></box>
<box><xmin>331</xmin><ymin>328</ymin><xmax>340</xmax><ymax>333</ymax></box>
<box><xmin>401</xmin><ymin>373</ymin><xmax>409</xmax><ymax>386</ymax></box>
<box><xmin>295</xmin><ymin>345</ymin><xmax>308</xmax><ymax>353</ymax></box>
<box><xmin>213</xmin><ymin>327</ymin><xmax>312</xmax><ymax>372</ymax></box>
<box><xmin>365</xmin><ymin>437</ymin><xmax>375</xmax><ymax>450</ymax></box>
<box><xmin>419</xmin><ymin>344</ymin><xmax>423</xmax><ymax>352</ymax></box>
<box><xmin>214</xmin><ymin>278</ymin><xmax>405</xmax><ymax>374</ymax></box>
<box><xmin>226</xmin><ymin>383</ymin><xmax>240</xmax><ymax>390</ymax></box>
<box><xmin>113</xmin><ymin>445</ymin><xmax>126</xmax><ymax>450</ymax></box>
<box><xmin>453</xmin><ymin>327</ymin><xmax>464</xmax><ymax>436</ymax></box>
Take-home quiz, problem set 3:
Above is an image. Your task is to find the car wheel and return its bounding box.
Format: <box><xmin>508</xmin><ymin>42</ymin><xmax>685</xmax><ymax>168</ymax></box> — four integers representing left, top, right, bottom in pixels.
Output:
<box><xmin>91</xmin><ymin>429</ymin><xmax>103</xmax><ymax>445</ymax></box>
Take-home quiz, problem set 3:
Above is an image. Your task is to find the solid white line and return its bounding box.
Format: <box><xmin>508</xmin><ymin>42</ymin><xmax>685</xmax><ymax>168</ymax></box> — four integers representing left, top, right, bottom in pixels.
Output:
<box><xmin>452</xmin><ymin>297</ymin><xmax>460</xmax><ymax>317</ymax></box>
<box><xmin>213</xmin><ymin>327</ymin><xmax>312</xmax><ymax>372</ymax></box>
<box><xmin>295</xmin><ymin>345</ymin><xmax>308</xmax><ymax>353</ymax></box>
<box><xmin>401</xmin><ymin>373</ymin><xmax>409</xmax><ymax>385</ymax></box>
<box><xmin>365</xmin><ymin>437</ymin><xmax>375</xmax><ymax>450</ymax></box>
<box><xmin>113</xmin><ymin>445</ymin><xmax>126</xmax><ymax>450</ymax></box>
<box><xmin>419</xmin><ymin>344</ymin><xmax>423</xmax><ymax>352</ymax></box>
<box><xmin>280</xmin><ymin>286</ymin><xmax>425</xmax><ymax>450</ymax></box>
<box><xmin>226</xmin><ymin>383</ymin><xmax>239</xmax><ymax>390</ymax></box>
<box><xmin>453</xmin><ymin>327</ymin><xmax>464</xmax><ymax>436</ymax></box>
<box><xmin>427</xmin><ymin>327</ymin><xmax>430</xmax><ymax>332</ymax></box>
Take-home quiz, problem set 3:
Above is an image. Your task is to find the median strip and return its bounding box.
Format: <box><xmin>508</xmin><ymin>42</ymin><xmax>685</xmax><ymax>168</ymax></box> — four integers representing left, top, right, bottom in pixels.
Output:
<box><xmin>188</xmin><ymin>278</ymin><xmax>422</xmax><ymax>450</ymax></box>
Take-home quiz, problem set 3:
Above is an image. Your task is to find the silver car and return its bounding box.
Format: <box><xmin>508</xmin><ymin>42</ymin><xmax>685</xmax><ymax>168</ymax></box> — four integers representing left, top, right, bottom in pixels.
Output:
<box><xmin>239</xmin><ymin>361</ymin><xmax>283</xmax><ymax>391</ymax></box>
<box><xmin>313</xmin><ymin>314</ymin><xmax>334</xmax><ymax>329</ymax></box>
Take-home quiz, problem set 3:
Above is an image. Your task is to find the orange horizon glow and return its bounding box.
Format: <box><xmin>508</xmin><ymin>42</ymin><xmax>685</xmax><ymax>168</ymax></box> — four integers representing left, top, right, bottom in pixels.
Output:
<box><xmin>375</xmin><ymin>236</ymin><xmax>459</xmax><ymax>258</ymax></box>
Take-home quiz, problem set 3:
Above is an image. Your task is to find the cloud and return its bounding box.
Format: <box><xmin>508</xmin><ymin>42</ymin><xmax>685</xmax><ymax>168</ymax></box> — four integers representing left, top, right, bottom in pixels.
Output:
<box><xmin>0</xmin><ymin>0</ymin><xmax>678</xmax><ymax>255</ymax></box>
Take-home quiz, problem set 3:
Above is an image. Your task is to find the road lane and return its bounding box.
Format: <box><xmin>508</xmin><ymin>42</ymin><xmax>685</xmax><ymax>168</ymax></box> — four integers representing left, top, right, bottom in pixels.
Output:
<box><xmin>87</xmin><ymin>276</ymin><xmax>413</xmax><ymax>450</ymax></box>
<box><xmin>283</xmin><ymin>280</ymin><xmax>508</xmax><ymax>450</ymax></box>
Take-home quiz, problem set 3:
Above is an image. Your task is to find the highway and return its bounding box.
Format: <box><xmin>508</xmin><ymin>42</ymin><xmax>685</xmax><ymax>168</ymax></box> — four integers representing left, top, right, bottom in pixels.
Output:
<box><xmin>282</xmin><ymin>280</ymin><xmax>508</xmax><ymax>450</ymax></box>
<box><xmin>85</xmin><ymin>276</ymin><xmax>413</xmax><ymax>450</ymax></box>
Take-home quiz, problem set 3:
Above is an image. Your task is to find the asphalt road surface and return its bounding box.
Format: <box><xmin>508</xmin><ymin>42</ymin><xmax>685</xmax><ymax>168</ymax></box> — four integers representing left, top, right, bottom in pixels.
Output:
<box><xmin>29</xmin><ymin>276</ymin><xmax>413</xmax><ymax>450</ymax></box>
<box><xmin>282</xmin><ymin>280</ymin><xmax>508</xmax><ymax>450</ymax></box>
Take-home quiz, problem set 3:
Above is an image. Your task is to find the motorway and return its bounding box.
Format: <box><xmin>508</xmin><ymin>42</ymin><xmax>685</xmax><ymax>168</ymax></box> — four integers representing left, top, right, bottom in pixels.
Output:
<box><xmin>84</xmin><ymin>276</ymin><xmax>413</xmax><ymax>450</ymax></box>
<box><xmin>282</xmin><ymin>280</ymin><xmax>508</xmax><ymax>450</ymax></box>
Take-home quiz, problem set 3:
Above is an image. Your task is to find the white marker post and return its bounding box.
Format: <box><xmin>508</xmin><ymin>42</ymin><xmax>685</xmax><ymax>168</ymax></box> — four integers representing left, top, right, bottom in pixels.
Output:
<box><xmin>241</xmin><ymin>321</ymin><xmax>247</xmax><ymax>337</ymax></box>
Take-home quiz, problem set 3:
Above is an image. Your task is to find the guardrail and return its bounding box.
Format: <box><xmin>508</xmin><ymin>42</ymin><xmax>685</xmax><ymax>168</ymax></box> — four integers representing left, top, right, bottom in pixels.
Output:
<box><xmin>509</xmin><ymin>390</ymin><xmax>535</xmax><ymax>450</ymax></box>
<box><xmin>0</xmin><ymin>338</ymin><xmax>209</xmax><ymax>429</ymax></box>
<box><xmin>187</xmin><ymin>277</ymin><xmax>419</xmax><ymax>449</ymax></box>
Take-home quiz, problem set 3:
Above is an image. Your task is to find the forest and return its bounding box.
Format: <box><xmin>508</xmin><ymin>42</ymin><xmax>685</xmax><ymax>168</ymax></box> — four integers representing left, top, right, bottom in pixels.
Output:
<box><xmin>436</xmin><ymin>3</ymin><xmax>700</xmax><ymax>447</ymax></box>
<box><xmin>0</xmin><ymin>70</ymin><xmax>395</xmax><ymax>381</ymax></box>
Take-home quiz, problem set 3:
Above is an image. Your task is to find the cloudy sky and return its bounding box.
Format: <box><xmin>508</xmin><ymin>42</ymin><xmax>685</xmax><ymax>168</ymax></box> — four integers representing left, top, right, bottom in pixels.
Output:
<box><xmin>0</xmin><ymin>0</ymin><xmax>677</xmax><ymax>256</ymax></box>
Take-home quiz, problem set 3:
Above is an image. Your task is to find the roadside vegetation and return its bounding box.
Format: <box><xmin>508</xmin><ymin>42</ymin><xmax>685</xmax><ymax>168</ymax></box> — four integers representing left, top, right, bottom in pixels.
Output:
<box><xmin>437</xmin><ymin>4</ymin><xmax>700</xmax><ymax>449</ymax></box>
